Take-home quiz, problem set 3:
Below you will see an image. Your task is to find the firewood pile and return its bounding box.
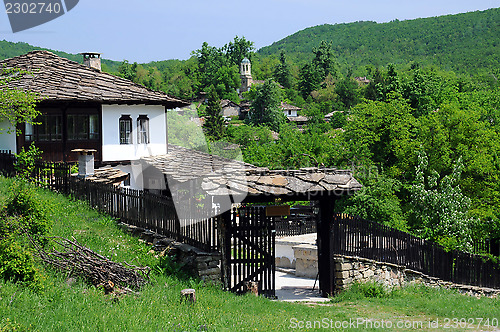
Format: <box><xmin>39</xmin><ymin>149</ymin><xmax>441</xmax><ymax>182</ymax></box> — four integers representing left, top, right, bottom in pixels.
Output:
<box><xmin>34</xmin><ymin>236</ymin><xmax>150</xmax><ymax>290</ymax></box>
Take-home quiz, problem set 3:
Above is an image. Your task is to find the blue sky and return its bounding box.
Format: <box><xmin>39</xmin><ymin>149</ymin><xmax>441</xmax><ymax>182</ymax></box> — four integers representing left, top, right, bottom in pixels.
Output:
<box><xmin>0</xmin><ymin>0</ymin><xmax>498</xmax><ymax>63</ymax></box>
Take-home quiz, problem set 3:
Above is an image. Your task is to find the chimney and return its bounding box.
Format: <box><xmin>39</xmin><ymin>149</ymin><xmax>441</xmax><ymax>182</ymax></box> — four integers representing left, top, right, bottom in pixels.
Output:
<box><xmin>71</xmin><ymin>149</ymin><xmax>97</xmax><ymax>178</ymax></box>
<box><xmin>81</xmin><ymin>52</ymin><xmax>101</xmax><ymax>71</ymax></box>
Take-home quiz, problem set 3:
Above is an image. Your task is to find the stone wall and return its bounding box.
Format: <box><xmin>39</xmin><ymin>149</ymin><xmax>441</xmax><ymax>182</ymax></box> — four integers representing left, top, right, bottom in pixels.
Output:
<box><xmin>275</xmin><ymin>233</ymin><xmax>318</xmax><ymax>277</ymax></box>
<box><xmin>293</xmin><ymin>244</ymin><xmax>318</xmax><ymax>278</ymax></box>
<box><xmin>334</xmin><ymin>254</ymin><xmax>500</xmax><ymax>298</ymax></box>
<box><xmin>118</xmin><ymin>223</ymin><xmax>221</xmax><ymax>283</ymax></box>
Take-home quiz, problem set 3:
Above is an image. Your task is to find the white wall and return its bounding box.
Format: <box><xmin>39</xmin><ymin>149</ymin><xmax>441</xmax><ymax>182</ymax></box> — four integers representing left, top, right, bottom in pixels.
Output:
<box><xmin>101</xmin><ymin>104</ymin><xmax>167</xmax><ymax>162</ymax></box>
<box><xmin>0</xmin><ymin>119</ymin><xmax>17</xmax><ymax>152</ymax></box>
<box><xmin>112</xmin><ymin>162</ymin><xmax>144</xmax><ymax>190</ymax></box>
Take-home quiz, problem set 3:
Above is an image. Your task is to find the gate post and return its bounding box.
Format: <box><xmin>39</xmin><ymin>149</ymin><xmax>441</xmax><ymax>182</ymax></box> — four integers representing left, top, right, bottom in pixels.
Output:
<box><xmin>317</xmin><ymin>196</ymin><xmax>336</xmax><ymax>297</ymax></box>
<box><xmin>218</xmin><ymin>208</ymin><xmax>232</xmax><ymax>291</ymax></box>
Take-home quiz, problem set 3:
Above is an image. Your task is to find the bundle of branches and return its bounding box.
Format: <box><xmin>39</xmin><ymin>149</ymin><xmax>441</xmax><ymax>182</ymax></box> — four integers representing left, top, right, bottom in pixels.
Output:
<box><xmin>33</xmin><ymin>236</ymin><xmax>150</xmax><ymax>290</ymax></box>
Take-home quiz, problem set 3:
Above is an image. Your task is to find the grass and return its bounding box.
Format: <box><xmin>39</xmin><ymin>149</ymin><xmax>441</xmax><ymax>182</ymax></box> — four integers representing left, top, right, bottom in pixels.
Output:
<box><xmin>0</xmin><ymin>176</ymin><xmax>499</xmax><ymax>331</ymax></box>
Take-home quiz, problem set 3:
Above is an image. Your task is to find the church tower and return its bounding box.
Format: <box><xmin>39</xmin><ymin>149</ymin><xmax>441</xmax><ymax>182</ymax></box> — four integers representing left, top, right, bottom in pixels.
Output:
<box><xmin>240</xmin><ymin>57</ymin><xmax>253</xmax><ymax>92</ymax></box>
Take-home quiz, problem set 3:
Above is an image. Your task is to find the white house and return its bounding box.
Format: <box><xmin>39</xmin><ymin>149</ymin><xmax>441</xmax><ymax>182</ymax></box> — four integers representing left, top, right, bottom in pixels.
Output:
<box><xmin>0</xmin><ymin>50</ymin><xmax>188</xmax><ymax>189</ymax></box>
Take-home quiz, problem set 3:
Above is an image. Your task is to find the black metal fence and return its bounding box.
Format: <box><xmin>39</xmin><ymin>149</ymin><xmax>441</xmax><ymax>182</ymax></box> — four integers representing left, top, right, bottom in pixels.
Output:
<box><xmin>0</xmin><ymin>152</ymin><xmax>219</xmax><ymax>252</ymax></box>
<box><xmin>275</xmin><ymin>205</ymin><xmax>317</xmax><ymax>237</ymax></box>
<box><xmin>331</xmin><ymin>214</ymin><xmax>500</xmax><ymax>289</ymax></box>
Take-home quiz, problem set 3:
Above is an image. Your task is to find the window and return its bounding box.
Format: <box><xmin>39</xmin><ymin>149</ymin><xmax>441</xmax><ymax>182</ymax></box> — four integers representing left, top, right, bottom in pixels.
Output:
<box><xmin>89</xmin><ymin>114</ymin><xmax>99</xmax><ymax>139</ymax></box>
<box><xmin>38</xmin><ymin>115</ymin><xmax>62</xmax><ymax>141</ymax></box>
<box><xmin>25</xmin><ymin>122</ymin><xmax>33</xmax><ymax>142</ymax></box>
<box><xmin>67</xmin><ymin>114</ymin><xmax>99</xmax><ymax>140</ymax></box>
<box><xmin>137</xmin><ymin>115</ymin><xmax>149</xmax><ymax>144</ymax></box>
<box><xmin>119</xmin><ymin>115</ymin><xmax>132</xmax><ymax>144</ymax></box>
<box><xmin>123</xmin><ymin>173</ymin><xmax>131</xmax><ymax>187</ymax></box>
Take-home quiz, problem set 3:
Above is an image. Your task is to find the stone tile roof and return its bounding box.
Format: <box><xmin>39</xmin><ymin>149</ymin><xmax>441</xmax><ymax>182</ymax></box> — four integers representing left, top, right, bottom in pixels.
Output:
<box><xmin>141</xmin><ymin>145</ymin><xmax>262</xmax><ymax>183</ymax></box>
<box><xmin>0</xmin><ymin>50</ymin><xmax>188</xmax><ymax>108</ymax></box>
<box><xmin>75</xmin><ymin>166</ymin><xmax>129</xmax><ymax>185</ymax></box>
<box><xmin>281</xmin><ymin>102</ymin><xmax>301</xmax><ymax>111</ymax></box>
<box><xmin>324</xmin><ymin>110</ymin><xmax>344</xmax><ymax>118</ymax></box>
<box><xmin>287</xmin><ymin>115</ymin><xmax>309</xmax><ymax>122</ymax></box>
<box><xmin>220</xmin><ymin>99</ymin><xmax>240</xmax><ymax>108</ymax></box>
<box><xmin>141</xmin><ymin>145</ymin><xmax>361</xmax><ymax>199</ymax></box>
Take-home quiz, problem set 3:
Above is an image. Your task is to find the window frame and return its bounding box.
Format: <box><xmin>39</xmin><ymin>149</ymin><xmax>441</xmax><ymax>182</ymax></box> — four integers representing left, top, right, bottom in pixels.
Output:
<box><xmin>119</xmin><ymin>115</ymin><xmax>133</xmax><ymax>145</ymax></box>
<box><xmin>67</xmin><ymin>113</ymin><xmax>100</xmax><ymax>141</ymax></box>
<box><xmin>137</xmin><ymin>115</ymin><xmax>150</xmax><ymax>144</ymax></box>
<box><xmin>37</xmin><ymin>114</ymin><xmax>63</xmax><ymax>142</ymax></box>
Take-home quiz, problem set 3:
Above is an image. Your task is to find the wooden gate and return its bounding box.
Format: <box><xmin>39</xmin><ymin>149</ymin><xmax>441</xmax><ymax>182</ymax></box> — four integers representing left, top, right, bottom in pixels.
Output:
<box><xmin>221</xmin><ymin>206</ymin><xmax>276</xmax><ymax>298</ymax></box>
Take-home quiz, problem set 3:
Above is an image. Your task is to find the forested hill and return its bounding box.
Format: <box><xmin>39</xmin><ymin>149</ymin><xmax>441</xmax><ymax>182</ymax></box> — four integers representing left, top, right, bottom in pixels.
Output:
<box><xmin>258</xmin><ymin>7</ymin><xmax>500</xmax><ymax>74</ymax></box>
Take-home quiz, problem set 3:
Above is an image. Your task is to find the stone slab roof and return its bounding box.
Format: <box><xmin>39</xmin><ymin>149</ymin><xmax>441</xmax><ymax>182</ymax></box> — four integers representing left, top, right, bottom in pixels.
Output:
<box><xmin>281</xmin><ymin>102</ymin><xmax>301</xmax><ymax>111</ymax></box>
<box><xmin>0</xmin><ymin>51</ymin><xmax>188</xmax><ymax>108</ymax></box>
<box><xmin>74</xmin><ymin>166</ymin><xmax>128</xmax><ymax>185</ymax></box>
<box><xmin>141</xmin><ymin>145</ymin><xmax>262</xmax><ymax>183</ymax></box>
<box><xmin>220</xmin><ymin>99</ymin><xmax>240</xmax><ymax>108</ymax></box>
<box><xmin>141</xmin><ymin>145</ymin><xmax>361</xmax><ymax>200</ymax></box>
<box><xmin>287</xmin><ymin>115</ymin><xmax>309</xmax><ymax>122</ymax></box>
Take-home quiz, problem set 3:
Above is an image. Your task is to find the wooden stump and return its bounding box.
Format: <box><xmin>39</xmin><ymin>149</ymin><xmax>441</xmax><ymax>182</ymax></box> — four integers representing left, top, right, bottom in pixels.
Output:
<box><xmin>244</xmin><ymin>281</ymin><xmax>259</xmax><ymax>296</ymax></box>
<box><xmin>180</xmin><ymin>288</ymin><xmax>196</xmax><ymax>304</ymax></box>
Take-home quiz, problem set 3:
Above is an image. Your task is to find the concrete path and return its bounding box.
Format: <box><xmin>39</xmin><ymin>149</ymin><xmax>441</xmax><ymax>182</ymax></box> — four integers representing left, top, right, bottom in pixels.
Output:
<box><xmin>275</xmin><ymin>270</ymin><xmax>330</xmax><ymax>302</ymax></box>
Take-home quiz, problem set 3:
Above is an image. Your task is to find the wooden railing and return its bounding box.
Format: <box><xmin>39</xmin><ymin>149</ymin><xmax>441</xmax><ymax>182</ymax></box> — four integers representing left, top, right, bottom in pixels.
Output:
<box><xmin>331</xmin><ymin>214</ymin><xmax>500</xmax><ymax>289</ymax></box>
<box><xmin>275</xmin><ymin>205</ymin><xmax>316</xmax><ymax>237</ymax></box>
<box><xmin>0</xmin><ymin>152</ymin><xmax>219</xmax><ymax>252</ymax></box>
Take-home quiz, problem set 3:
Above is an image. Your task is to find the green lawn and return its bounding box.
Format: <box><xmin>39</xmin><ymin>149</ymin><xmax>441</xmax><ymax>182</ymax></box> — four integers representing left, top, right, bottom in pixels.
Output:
<box><xmin>0</xmin><ymin>176</ymin><xmax>499</xmax><ymax>331</ymax></box>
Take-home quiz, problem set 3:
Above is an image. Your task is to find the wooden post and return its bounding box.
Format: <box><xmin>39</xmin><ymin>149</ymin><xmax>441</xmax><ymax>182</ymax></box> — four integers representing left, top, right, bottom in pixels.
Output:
<box><xmin>317</xmin><ymin>196</ymin><xmax>336</xmax><ymax>297</ymax></box>
<box><xmin>218</xmin><ymin>208</ymin><xmax>232</xmax><ymax>291</ymax></box>
<box><xmin>180</xmin><ymin>288</ymin><xmax>196</xmax><ymax>304</ymax></box>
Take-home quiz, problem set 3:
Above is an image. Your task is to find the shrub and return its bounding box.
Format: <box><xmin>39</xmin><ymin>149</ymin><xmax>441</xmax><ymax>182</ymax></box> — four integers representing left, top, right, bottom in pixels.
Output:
<box><xmin>0</xmin><ymin>233</ymin><xmax>40</xmax><ymax>287</ymax></box>
<box><xmin>14</xmin><ymin>143</ymin><xmax>41</xmax><ymax>179</ymax></box>
<box><xmin>4</xmin><ymin>180</ymin><xmax>51</xmax><ymax>238</ymax></box>
<box><xmin>0</xmin><ymin>181</ymin><xmax>52</xmax><ymax>288</ymax></box>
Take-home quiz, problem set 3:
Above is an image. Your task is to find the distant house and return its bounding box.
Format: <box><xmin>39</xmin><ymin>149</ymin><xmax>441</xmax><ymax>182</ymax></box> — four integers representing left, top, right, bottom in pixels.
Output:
<box><xmin>354</xmin><ymin>77</ymin><xmax>370</xmax><ymax>85</ymax></box>
<box><xmin>324</xmin><ymin>110</ymin><xmax>344</xmax><ymax>122</ymax></box>
<box><xmin>281</xmin><ymin>102</ymin><xmax>300</xmax><ymax>117</ymax></box>
<box><xmin>0</xmin><ymin>51</ymin><xmax>188</xmax><ymax>164</ymax></box>
<box><xmin>220</xmin><ymin>99</ymin><xmax>242</xmax><ymax>119</ymax></box>
<box><xmin>281</xmin><ymin>102</ymin><xmax>308</xmax><ymax>127</ymax></box>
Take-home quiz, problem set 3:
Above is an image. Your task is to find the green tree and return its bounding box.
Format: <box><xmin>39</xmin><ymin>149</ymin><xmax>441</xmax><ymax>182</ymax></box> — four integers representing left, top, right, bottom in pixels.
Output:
<box><xmin>335</xmin><ymin>78</ymin><xmax>359</xmax><ymax>110</ymax></box>
<box><xmin>195</xmin><ymin>42</ymin><xmax>227</xmax><ymax>89</ymax></box>
<box><xmin>203</xmin><ymin>85</ymin><xmax>225</xmax><ymax>141</ymax></box>
<box><xmin>273</xmin><ymin>51</ymin><xmax>293</xmax><ymax>89</ymax></box>
<box><xmin>147</xmin><ymin>67</ymin><xmax>162</xmax><ymax>91</ymax></box>
<box><xmin>166</xmin><ymin>107</ymin><xmax>208</xmax><ymax>151</ymax></box>
<box><xmin>298</xmin><ymin>63</ymin><xmax>321</xmax><ymax>99</ymax></box>
<box><xmin>410</xmin><ymin>151</ymin><xmax>477</xmax><ymax>251</ymax></box>
<box><xmin>212</xmin><ymin>65</ymin><xmax>240</xmax><ymax>101</ymax></box>
<box><xmin>195</xmin><ymin>42</ymin><xmax>240</xmax><ymax>99</ymax></box>
<box><xmin>385</xmin><ymin>64</ymin><xmax>401</xmax><ymax>97</ymax></box>
<box><xmin>0</xmin><ymin>67</ymin><xmax>40</xmax><ymax>134</ymax></box>
<box><xmin>223</xmin><ymin>36</ymin><xmax>255</xmax><ymax>67</ymax></box>
<box><xmin>365</xmin><ymin>67</ymin><xmax>385</xmax><ymax>101</ymax></box>
<box><xmin>343</xmin><ymin>98</ymin><xmax>418</xmax><ymax>177</ymax></box>
<box><xmin>337</xmin><ymin>170</ymin><xmax>407</xmax><ymax>230</ymax></box>
<box><xmin>248</xmin><ymin>80</ymin><xmax>285</xmax><ymax>131</ymax></box>
<box><xmin>117</xmin><ymin>60</ymin><xmax>136</xmax><ymax>81</ymax></box>
<box><xmin>312</xmin><ymin>40</ymin><xmax>339</xmax><ymax>81</ymax></box>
